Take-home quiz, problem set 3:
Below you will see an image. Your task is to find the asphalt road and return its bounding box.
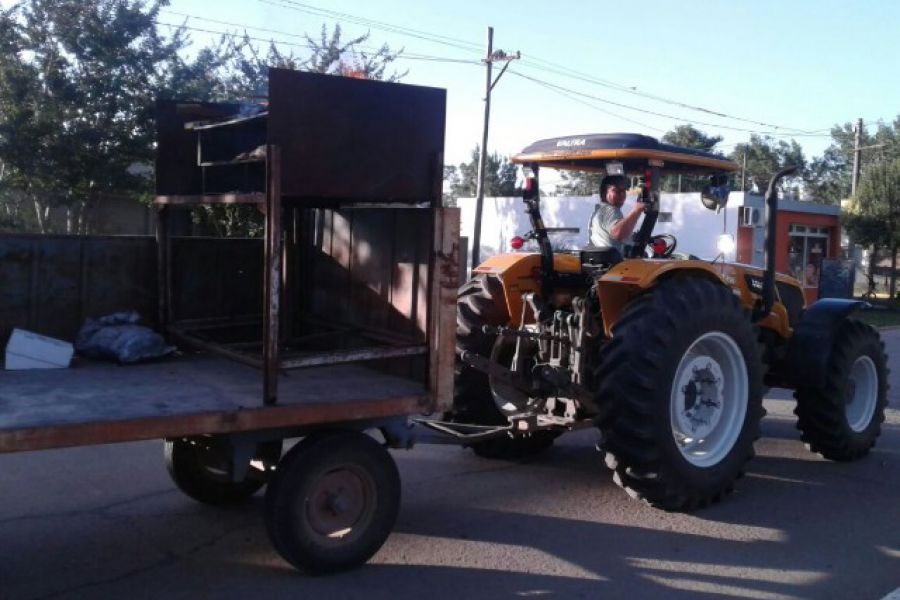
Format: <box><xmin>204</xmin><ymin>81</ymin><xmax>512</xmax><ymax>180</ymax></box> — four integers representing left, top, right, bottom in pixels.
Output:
<box><xmin>2</xmin><ymin>330</ymin><xmax>899</xmax><ymax>600</ymax></box>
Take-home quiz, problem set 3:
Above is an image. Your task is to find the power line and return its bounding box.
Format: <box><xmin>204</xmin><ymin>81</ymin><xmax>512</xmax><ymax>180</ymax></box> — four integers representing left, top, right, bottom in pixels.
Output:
<box><xmin>258</xmin><ymin>0</ymin><xmax>830</xmax><ymax>135</ymax></box>
<box><xmin>258</xmin><ymin>0</ymin><xmax>483</xmax><ymax>54</ymax></box>
<box><xmin>514</xmin><ymin>58</ymin><xmax>820</xmax><ymax>135</ymax></box>
<box><xmin>526</xmin><ymin>77</ymin><xmax>667</xmax><ymax>133</ymax></box>
<box><xmin>159</xmin><ymin>15</ymin><xmax>828</xmax><ymax>139</ymax></box>
<box><xmin>159</xmin><ymin>6</ymin><xmax>892</xmax><ymax>141</ymax></box>
<box><xmin>510</xmin><ymin>70</ymin><xmax>834</xmax><ymax>138</ymax></box>
<box><xmin>154</xmin><ymin>21</ymin><xmax>480</xmax><ymax>65</ymax></box>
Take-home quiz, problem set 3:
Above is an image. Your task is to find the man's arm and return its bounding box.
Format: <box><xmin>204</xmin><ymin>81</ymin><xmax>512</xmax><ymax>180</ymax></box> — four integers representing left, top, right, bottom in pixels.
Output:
<box><xmin>609</xmin><ymin>202</ymin><xmax>646</xmax><ymax>241</ymax></box>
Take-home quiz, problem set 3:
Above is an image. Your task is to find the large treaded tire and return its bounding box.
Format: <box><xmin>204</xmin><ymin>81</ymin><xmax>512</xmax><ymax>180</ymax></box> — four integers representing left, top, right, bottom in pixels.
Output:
<box><xmin>594</xmin><ymin>277</ymin><xmax>766</xmax><ymax>511</ymax></box>
<box><xmin>794</xmin><ymin>319</ymin><xmax>888</xmax><ymax>461</ymax></box>
<box><xmin>449</xmin><ymin>274</ymin><xmax>556</xmax><ymax>460</ymax></box>
<box><xmin>165</xmin><ymin>437</ymin><xmax>282</xmax><ymax>506</ymax></box>
<box><xmin>264</xmin><ymin>431</ymin><xmax>400</xmax><ymax>574</ymax></box>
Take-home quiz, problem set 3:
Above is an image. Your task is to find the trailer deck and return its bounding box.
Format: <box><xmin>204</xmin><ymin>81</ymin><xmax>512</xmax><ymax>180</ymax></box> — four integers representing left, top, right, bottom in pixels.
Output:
<box><xmin>0</xmin><ymin>353</ymin><xmax>427</xmax><ymax>453</ymax></box>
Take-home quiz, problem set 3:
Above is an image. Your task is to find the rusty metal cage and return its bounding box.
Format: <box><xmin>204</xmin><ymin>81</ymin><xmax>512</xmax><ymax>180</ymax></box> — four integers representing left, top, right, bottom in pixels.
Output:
<box><xmin>153</xmin><ymin>69</ymin><xmax>457</xmax><ymax>409</ymax></box>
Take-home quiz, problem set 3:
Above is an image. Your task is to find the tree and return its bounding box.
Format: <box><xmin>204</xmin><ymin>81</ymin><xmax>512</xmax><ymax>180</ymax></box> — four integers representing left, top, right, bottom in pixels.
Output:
<box><xmin>446</xmin><ymin>147</ymin><xmax>519</xmax><ymax>201</ymax></box>
<box><xmin>661</xmin><ymin>125</ymin><xmax>723</xmax><ymax>192</ymax></box>
<box><xmin>662</xmin><ymin>124</ymin><xmax>723</xmax><ymax>153</ymax></box>
<box><xmin>304</xmin><ymin>24</ymin><xmax>406</xmax><ymax>82</ymax></box>
<box><xmin>803</xmin><ymin>117</ymin><xmax>900</xmax><ymax>205</ymax></box>
<box><xmin>442</xmin><ymin>165</ymin><xmax>460</xmax><ymax>206</ymax></box>
<box><xmin>729</xmin><ymin>135</ymin><xmax>805</xmax><ymax>196</ymax></box>
<box><xmin>844</xmin><ymin>158</ymin><xmax>900</xmax><ymax>297</ymax></box>
<box><xmin>0</xmin><ymin>3</ymin><xmax>407</xmax><ymax>236</ymax></box>
<box><xmin>555</xmin><ymin>170</ymin><xmax>601</xmax><ymax>196</ymax></box>
<box><xmin>0</xmin><ymin>0</ymin><xmax>181</xmax><ymax>231</ymax></box>
<box><xmin>0</xmin><ymin>0</ymin><xmax>183</xmax><ymax>234</ymax></box>
<box><xmin>166</xmin><ymin>24</ymin><xmax>405</xmax><ymax>104</ymax></box>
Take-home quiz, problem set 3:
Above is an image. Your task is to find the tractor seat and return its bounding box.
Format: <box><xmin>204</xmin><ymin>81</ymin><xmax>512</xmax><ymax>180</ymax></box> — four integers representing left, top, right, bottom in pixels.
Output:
<box><xmin>580</xmin><ymin>246</ymin><xmax>623</xmax><ymax>268</ymax></box>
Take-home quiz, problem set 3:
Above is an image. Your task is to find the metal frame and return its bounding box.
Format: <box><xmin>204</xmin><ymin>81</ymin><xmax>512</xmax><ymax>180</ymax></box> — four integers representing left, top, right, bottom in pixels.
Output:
<box><xmin>154</xmin><ymin>144</ymin><xmax>442</xmax><ymax>408</ymax></box>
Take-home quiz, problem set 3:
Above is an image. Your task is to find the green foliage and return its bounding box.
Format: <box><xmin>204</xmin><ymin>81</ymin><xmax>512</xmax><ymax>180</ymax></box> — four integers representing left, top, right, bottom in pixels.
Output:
<box><xmin>0</xmin><ymin>1</ymin><xmax>406</xmax><ymax>236</ymax></box>
<box><xmin>844</xmin><ymin>158</ymin><xmax>900</xmax><ymax>295</ymax></box>
<box><xmin>729</xmin><ymin>135</ymin><xmax>805</xmax><ymax>196</ymax></box>
<box><xmin>660</xmin><ymin>125</ymin><xmax>723</xmax><ymax>192</ymax></box>
<box><xmin>803</xmin><ymin>118</ymin><xmax>900</xmax><ymax>205</ymax></box>
<box><xmin>844</xmin><ymin>158</ymin><xmax>900</xmax><ymax>248</ymax></box>
<box><xmin>662</xmin><ymin>124</ymin><xmax>723</xmax><ymax>153</ymax></box>
<box><xmin>445</xmin><ymin>146</ymin><xmax>519</xmax><ymax>201</ymax></box>
<box><xmin>304</xmin><ymin>24</ymin><xmax>406</xmax><ymax>82</ymax></box>
<box><xmin>0</xmin><ymin>0</ymin><xmax>179</xmax><ymax>233</ymax></box>
<box><xmin>167</xmin><ymin>24</ymin><xmax>405</xmax><ymax>104</ymax></box>
<box><xmin>555</xmin><ymin>170</ymin><xmax>601</xmax><ymax>196</ymax></box>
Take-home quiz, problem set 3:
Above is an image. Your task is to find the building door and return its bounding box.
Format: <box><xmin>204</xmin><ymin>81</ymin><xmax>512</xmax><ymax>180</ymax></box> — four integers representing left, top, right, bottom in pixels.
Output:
<box><xmin>788</xmin><ymin>225</ymin><xmax>830</xmax><ymax>291</ymax></box>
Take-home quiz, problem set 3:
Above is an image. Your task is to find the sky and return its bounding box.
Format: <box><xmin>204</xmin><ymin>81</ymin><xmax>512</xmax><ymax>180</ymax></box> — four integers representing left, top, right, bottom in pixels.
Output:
<box><xmin>19</xmin><ymin>0</ymin><xmax>900</xmax><ymax>187</ymax></box>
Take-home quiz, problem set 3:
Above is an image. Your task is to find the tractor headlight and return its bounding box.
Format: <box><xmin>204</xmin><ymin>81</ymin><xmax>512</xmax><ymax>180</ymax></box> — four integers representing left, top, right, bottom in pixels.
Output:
<box><xmin>717</xmin><ymin>234</ymin><xmax>736</xmax><ymax>255</ymax></box>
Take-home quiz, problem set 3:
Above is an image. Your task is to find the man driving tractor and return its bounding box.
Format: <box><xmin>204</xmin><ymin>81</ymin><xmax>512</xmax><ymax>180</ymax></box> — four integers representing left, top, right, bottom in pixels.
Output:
<box><xmin>589</xmin><ymin>174</ymin><xmax>647</xmax><ymax>255</ymax></box>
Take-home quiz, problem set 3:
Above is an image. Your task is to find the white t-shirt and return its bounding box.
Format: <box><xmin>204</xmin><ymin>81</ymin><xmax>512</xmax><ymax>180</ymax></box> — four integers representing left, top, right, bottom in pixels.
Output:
<box><xmin>589</xmin><ymin>202</ymin><xmax>624</xmax><ymax>252</ymax></box>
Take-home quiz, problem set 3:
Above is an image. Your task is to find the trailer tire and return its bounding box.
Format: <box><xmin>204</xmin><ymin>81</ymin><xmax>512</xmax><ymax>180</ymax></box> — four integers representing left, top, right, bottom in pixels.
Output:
<box><xmin>450</xmin><ymin>274</ymin><xmax>557</xmax><ymax>460</ymax></box>
<box><xmin>264</xmin><ymin>431</ymin><xmax>400</xmax><ymax>574</ymax></box>
<box><xmin>165</xmin><ymin>437</ymin><xmax>282</xmax><ymax>506</ymax></box>
<box><xmin>794</xmin><ymin>319</ymin><xmax>888</xmax><ymax>461</ymax></box>
<box><xmin>594</xmin><ymin>277</ymin><xmax>766</xmax><ymax>511</ymax></box>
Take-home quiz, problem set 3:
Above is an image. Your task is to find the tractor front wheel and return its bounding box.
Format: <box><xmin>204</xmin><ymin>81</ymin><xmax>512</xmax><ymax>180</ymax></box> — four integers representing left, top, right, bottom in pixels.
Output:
<box><xmin>794</xmin><ymin>319</ymin><xmax>888</xmax><ymax>461</ymax></box>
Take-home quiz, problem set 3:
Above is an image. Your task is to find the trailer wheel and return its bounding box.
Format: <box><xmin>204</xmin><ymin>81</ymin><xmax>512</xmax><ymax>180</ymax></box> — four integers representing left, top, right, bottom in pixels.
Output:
<box><xmin>165</xmin><ymin>437</ymin><xmax>282</xmax><ymax>506</ymax></box>
<box><xmin>594</xmin><ymin>277</ymin><xmax>766</xmax><ymax>511</ymax></box>
<box><xmin>264</xmin><ymin>431</ymin><xmax>400</xmax><ymax>574</ymax></box>
<box><xmin>794</xmin><ymin>319</ymin><xmax>888</xmax><ymax>461</ymax></box>
<box><xmin>450</xmin><ymin>274</ymin><xmax>557</xmax><ymax>459</ymax></box>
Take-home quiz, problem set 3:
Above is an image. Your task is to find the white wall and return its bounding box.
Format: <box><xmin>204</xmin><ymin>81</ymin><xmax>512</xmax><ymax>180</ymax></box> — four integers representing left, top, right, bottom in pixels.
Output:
<box><xmin>458</xmin><ymin>193</ymin><xmax>741</xmax><ymax>265</ymax></box>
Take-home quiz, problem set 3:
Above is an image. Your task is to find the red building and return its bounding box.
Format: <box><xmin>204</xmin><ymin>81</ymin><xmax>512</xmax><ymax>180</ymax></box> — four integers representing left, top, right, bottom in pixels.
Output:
<box><xmin>735</xmin><ymin>194</ymin><xmax>842</xmax><ymax>305</ymax></box>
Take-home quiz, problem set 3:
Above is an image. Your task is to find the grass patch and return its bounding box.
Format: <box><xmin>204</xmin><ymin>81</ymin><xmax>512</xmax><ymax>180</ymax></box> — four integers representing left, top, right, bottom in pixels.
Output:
<box><xmin>855</xmin><ymin>308</ymin><xmax>900</xmax><ymax>329</ymax></box>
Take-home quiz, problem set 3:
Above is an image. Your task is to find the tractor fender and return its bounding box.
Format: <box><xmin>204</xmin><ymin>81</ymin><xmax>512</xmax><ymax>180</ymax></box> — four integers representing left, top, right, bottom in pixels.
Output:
<box><xmin>782</xmin><ymin>298</ymin><xmax>867</xmax><ymax>389</ymax></box>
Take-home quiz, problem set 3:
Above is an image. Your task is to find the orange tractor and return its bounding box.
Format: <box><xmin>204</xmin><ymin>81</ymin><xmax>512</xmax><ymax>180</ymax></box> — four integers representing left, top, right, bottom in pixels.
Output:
<box><xmin>440</xmin><ymin>133</ymin><xmax>889</xmax><ymax>511</ymax></box>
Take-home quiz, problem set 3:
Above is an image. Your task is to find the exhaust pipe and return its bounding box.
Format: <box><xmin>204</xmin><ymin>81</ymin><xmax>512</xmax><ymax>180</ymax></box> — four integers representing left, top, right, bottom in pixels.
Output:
<box><xmin>757</xmin><ymin>165</ymin><xmax>800</xmax><ymax>321</ymax></box>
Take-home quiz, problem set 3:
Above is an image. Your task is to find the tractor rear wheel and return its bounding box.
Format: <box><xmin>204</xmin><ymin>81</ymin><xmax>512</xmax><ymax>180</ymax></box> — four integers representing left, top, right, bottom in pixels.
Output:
<box><xmin>794</xmin><ymin>319</ymin><xmax>888</xmax><ymax>461</ymax></box>
<box><xmin>450</xmin><ymin>274</ymin><xmax>556</xmax><ymax>459</ymax></box>
<box><xmin>594</xmin><ymin>277</ymin><xmax>766</xmax><ymax>511</ymax></box>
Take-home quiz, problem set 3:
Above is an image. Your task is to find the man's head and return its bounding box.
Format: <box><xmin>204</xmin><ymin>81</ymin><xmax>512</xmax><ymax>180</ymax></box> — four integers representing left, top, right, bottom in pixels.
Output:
<box><xmin>601</xmin><ymin>175</ymin><xmax>628</xmax><ymax>207</ymax></box>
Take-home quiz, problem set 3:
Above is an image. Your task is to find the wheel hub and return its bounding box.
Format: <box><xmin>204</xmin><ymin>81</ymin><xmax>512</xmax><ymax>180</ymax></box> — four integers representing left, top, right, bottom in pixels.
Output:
<box><xmin>308</xmin><ymin>468</ymin><xmax>369</xmax><ymax>539</ymax></box>
<box><xmin>846</xmin><ymin>355</ymin><xmax>878</xmax><ymax>433</ymax></box>
<box><xmin>675</xmin><ymin>359</ymin><xmax>724</xmax><ymax>439</ymax></box>
<box><xmin>670</xmin><ymin>331</ymin><xmax>749</xmax><ymax>468</ymax></box>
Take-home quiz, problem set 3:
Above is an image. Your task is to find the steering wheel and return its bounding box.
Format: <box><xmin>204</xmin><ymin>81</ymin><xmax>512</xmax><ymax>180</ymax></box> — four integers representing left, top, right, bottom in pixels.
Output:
<box><xmin>648</xmin><ymin>234</ymin><xmax>677</xmax><ymax>258</ymax></box>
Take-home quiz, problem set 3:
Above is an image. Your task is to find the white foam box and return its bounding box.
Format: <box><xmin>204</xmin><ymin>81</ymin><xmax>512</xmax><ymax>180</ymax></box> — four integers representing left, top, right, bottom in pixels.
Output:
<box><xmin>5</xmin><ymin>328</ymin><xmax>74</xmax><ymax>370</ymax></box>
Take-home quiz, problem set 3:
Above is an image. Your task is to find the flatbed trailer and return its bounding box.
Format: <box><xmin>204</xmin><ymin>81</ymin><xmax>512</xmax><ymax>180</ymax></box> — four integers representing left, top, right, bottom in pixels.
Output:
<box><xmin>0</xmin><ymin>69</ymin><xmax>459</xmax><ymax>574</ymax></box>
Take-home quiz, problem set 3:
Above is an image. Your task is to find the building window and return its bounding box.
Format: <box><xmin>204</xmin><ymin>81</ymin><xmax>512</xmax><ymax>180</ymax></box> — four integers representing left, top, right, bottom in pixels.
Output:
<box><xmin>789</xmin><ymin>225</ymin><xmax>829</xmax><ymax>287</ymax></box>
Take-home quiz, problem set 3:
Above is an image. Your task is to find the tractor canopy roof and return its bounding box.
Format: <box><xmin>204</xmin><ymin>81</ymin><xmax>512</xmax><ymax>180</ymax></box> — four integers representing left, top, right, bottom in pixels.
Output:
<box><xmin>511</xmin><ymin>133</ymin><xmax>739</xmax><ymax>175</ymax></box>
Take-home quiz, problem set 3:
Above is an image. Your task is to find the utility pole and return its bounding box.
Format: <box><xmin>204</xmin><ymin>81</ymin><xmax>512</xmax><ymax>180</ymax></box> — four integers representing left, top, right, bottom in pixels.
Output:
<box><xmin>470</xmin><ymin>27</ymin><xmax>519</xmax><ymax>270</ymax></box>
<box><xmin>851</xmin><ymin>117</ymin><xmax>863</xmax><ymax>196</ymax></box>
<box><xmin>741</xmin><ymin>151</ymin><xmax>747</xmax><ymax>192</ymax></box>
